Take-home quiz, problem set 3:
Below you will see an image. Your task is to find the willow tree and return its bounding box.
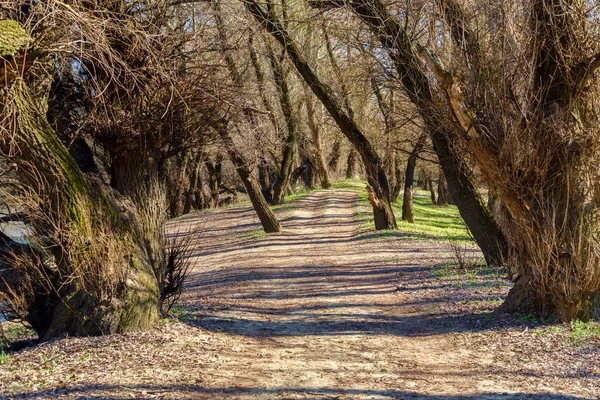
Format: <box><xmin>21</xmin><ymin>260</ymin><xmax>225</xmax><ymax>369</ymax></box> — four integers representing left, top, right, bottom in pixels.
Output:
<box><xmin>0</xmin><ymin>20</ymin><xmax>161</xmax><ymax>338</ymax></box>
<box><xmin>309</xmin><ymin>0</ymin><xmax>506</xmax><ymax>265</ymax></box>
<box><xmin>313</xmin><ymin>0</ymin><xmax>600</xmax><ymax>319</ymax></box>
<box><xmin>422</xmin><ymin>0</ymin><xmax>600</xmax><ymax>320</ymax></box>
<box><xmin>0</xmin><ymin>1</ymin><xmax>215</xmax><ymax>338</ymax></box>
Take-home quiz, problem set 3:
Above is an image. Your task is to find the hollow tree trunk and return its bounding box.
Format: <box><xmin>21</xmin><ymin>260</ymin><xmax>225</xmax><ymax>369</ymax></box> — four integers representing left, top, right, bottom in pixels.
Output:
<box><xmin>0</xmin><ymin>78</ymin><xmax>160</xmax><ymax>340</ymax></box>
<box><xmin>246</xmin><ymin>2</ymin><xmax>397</xmax><ymax>229</ymax></box>
<box><xmin>215</xmin><ymin>121</ymin><xmax>281</xmax><ymax>233</ymax></box>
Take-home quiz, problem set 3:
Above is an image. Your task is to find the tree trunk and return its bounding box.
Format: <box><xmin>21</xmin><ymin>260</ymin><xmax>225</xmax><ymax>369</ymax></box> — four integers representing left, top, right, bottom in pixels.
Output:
<box><xmin>246</xmin><ymin>1</ymin><xmax>397</xmax><ymax>230</ymax></box>
<box><xmin>428</xmin><ymin>176</ymin><xmax>436</xmax><ymax>205</ymax></box>
<box><xmin>402</xmin><ymin>187</ymin><xmax>415</xmax><ymax>223</ymax></box>
<box><xmin>184</xmin><ymin>152</ymin><xmax>203</xmax><ymax>215</ymax></box>
<box><xmin>340</xmin><ymin>0</ymin><xmax>506</xmax><ymax>262</ymax></box>
<box><xmin>205</xmin><ymin>155</ymin><xmax>222</xmax><ymax>208</ymax></box>
<box><xmin>436</xmin><ymin>169</ymin><xmax>451</xmax><ymax>206</ymax></box>
<box><xmin>268</xmin><ymin>45</ymin><xmax>297</xmax><ymax>206</ymax></box>
<box><xmin>345</xmin><ymin>149</ymin><xmax>359</xmax><ymax>179</ymax></box>
<box><xmin>328</xmin><ymin>138</ymin><xmax>342</xmax><ymax>175</ymax></box>
<box><xmin>420</xmin><ymin>172</ymin><xmax>429</xmax><ymax>190</ymax></box>
<box><xmin>258</xmin><ymin>157</ymin><xmax>274</xmax><ymax>203</ymax></box>
<box><xmin>391</xmin><ymin>153</ymin><xmax>403</xmax><ymax>203</ymax></box>
<box><xmin>401</xmin><ymin>134</ymin><xmax>425</xmax><ymax>222</ymax></box>
<box><xmin>216</xmin><ymin>121</ymin><xmax>281</xmax><ymax>233</ymax></box>
<box><xmin>0</xmin><ymin>78</ymin><xmax>160</xmax><ymax>340</ymax></box>
<box><xmin>167</xmin><ymin>153</ymin><xmax>190</xmax><ymax>218</ymax></box>
<box><xmin>305</xmin><ymin>92</ymin><xmax>332</xmax><ymax>189</ymax></box>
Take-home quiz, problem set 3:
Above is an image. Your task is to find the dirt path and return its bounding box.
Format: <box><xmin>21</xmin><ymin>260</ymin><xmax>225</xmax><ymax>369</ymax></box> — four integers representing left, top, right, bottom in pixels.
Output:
<box><xmin>1</xmin><ymin>189</ymin><xmax>597</xmax><ymax>399</ymax></box>
<box><xmin>170</xmin><ymin>189</ymin><xmax>596</xmax><ymax>399</ymax></box>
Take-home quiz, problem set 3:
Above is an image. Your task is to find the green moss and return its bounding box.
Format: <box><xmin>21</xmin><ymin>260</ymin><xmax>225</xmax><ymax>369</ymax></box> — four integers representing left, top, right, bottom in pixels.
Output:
<box><xmin>0</xmin><ymin>20</ymin><xmax>32</xmax><ymax>57</ymax></box>
<box><xmin>116</xmin><ymin>267</ymin><xmax>160</xmax><ymax>332</ymax></box>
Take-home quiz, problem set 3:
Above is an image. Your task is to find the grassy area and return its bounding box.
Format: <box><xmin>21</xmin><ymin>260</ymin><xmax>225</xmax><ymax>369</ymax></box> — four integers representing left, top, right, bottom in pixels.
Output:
<box><xmin>342</xmin><ymin>178</ymin><xmax>473</xmax><ymax>243</ymax></box>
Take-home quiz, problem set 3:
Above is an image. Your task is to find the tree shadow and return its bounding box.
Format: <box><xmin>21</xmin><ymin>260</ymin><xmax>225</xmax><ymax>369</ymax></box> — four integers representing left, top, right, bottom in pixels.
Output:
<box><xmin>5</xmin><ymin>384</ymin><xmax>589</xmax><ymax>399</ymax></box>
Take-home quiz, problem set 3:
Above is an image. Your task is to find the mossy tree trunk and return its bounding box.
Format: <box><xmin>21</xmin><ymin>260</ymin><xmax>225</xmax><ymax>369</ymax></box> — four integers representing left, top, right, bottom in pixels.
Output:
<box><xmin>1</xmin><ymin>78</ymin><xmax>160</xmax><ymax>340</ymax></box>
<box><xmin>0</xmin><ymin>21</ymin><xmax>163</xmax><ymax>339</ymax></box>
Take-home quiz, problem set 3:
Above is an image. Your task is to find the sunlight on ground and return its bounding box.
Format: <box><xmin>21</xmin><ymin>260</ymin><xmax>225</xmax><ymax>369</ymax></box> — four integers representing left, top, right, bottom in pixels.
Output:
<box><xmin>335</xmin><ymin>179</ymin><xmax>472</xmax><ymax>242</ymax></box>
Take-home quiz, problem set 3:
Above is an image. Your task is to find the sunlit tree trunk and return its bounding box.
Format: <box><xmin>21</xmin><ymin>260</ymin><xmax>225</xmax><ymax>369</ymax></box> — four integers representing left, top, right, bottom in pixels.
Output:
<box><xmin>215</xmin><ymin>121</ymin><xmax>281</xmax><ymax>233</ymax></box>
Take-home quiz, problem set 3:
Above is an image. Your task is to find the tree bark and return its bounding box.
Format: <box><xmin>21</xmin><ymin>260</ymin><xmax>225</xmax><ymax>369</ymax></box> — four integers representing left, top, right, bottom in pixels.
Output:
<box><xmin>328</xmin><ymin>138</ymin><xmax>342</xmax><ymax>174</ymax></box>
<box><xmin>401</xmin><ymin>134</ymin><xmax>426</xmax><ymax>222</ymax></box>
<box><xmin>305</xmin><ymin>92</ymin><xmax>332</xmax><ymax>189</ymax></box>
<box><xmin>205</xmin><ymin>155</ymin><xmax>222</xmax><ymax>208</ymax></box>
<box><xmin>436</xmin><ymin>169</ymin><xmax>451</xmax><ymax>206</ymax></box>
<box><xmin>402</xmin><ymin>187</ymin><xmax>415</xmax><ymax>223</ymax></box>
<box><xmin>345</xmin><ymin>149</ymin><xmax>359</xmax><ymax>179</ymax></box>
<box><xmin>216</xmin><ymin>121</ymin><xmax>281</xmax><ymax>233</ymax></box>
<box><xmin>0</xmin><ymin>78</ymin><xmax>160</xmax><ymax>340</ymax></box>
<box><xmin>184</xmin><ymin>151</ymin><xmax>203</xmax><ymax>215</ymax></box>
<box><xmin>391</xmin><ymin>153</ymin><xmax>403</xmax><ymax>203</ymax></box>
<box><xmin>267</xmin><ymin>45</ymin><xmax>298</xmax><ymax>205</ymax></box>
<box><xmin>428</xmin><ymin>176</ymin><xmax>436</xmax><ymax>205</ymax></box>
<box><xmin>323</xmin><ymin>0</ymin><xmax>506</xmax><ymax>261</ymax></box>
<box><xmin>245</xmin><ymin>1</ymin><xmax>397</xmax><ymax>230</ymax></box>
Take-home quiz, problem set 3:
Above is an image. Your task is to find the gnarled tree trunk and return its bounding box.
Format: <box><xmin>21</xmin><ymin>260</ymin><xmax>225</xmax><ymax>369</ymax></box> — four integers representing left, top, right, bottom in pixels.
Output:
<box><xmin>1</xmin><ymin>78</ymin><xmax>160</xmax><ymax>340</ymax></box>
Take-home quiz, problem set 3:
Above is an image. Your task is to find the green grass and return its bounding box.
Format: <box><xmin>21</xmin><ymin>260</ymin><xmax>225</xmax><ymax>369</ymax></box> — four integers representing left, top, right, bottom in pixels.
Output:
<box><xmin>570</xmin><ymin>320</ymin><xmax>600</xmax><ymax>343</ymax></box>
<box><xmin>0</xmin><ymin>348</ymin><xmax>10</xmax><ymax>364</ymax></box>
<box><xmin>345</xmin><ymin>178</ymin><xmax>472</xmax><ymax>243</ymax></box>
<box><xmin>332</xmin><ymin>178</ymin><xmax>366</xmax><ymax>191</ymax></box>
<box><xmin>1</xmin><ymin>323</ymin><xmax>36</xmax><ymax>350</ymax></box>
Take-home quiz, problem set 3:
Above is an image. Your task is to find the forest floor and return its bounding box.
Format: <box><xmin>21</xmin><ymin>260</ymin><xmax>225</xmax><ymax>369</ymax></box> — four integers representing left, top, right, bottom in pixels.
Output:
<box><xmin>1</xmin><ymin>185</ymin><xmax>599</xmax><ymax>399</ymax></box>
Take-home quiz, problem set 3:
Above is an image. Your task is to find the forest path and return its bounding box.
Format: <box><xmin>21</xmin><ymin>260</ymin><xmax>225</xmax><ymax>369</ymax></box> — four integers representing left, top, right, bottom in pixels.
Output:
<box><xmin>2</xmin><ymin>189</ymin><xmax>596</xmax><ymax>399</ymax></box>
<box><xmin>169</xmin><ymin>190</ymin><xmax>522</xmax><ymax>399</ymax></box>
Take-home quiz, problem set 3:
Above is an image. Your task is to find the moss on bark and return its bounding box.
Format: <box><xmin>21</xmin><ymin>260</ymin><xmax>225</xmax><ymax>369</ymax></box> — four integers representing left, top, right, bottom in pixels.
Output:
<box><xmin>0</xmin><ymin>20</ymin><xmax>32</xmax><ymax>57</ymax></box>
<box><xmin>1</xmin><ymin>78</ymin><xmax>160</xmax><ymax>339</ymax></box>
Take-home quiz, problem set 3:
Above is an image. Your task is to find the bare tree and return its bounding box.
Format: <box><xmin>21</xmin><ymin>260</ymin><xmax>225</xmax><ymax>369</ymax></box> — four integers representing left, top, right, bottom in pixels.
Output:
<box><xmin>244</xmin><ymin>0</ymin><xmax>398</xmax><ymax>230</ymax></box>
